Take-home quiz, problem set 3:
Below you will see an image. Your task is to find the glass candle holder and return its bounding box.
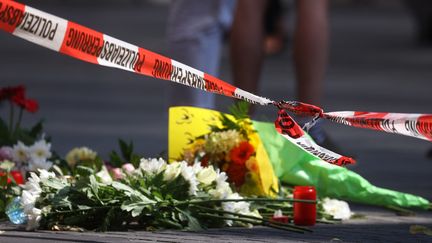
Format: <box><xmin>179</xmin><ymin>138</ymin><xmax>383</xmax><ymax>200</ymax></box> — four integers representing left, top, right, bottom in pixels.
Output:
<box><xmin>293</xmin><ymin>186</ymin><xmax>316</xmax><ymax>226</ymax></box>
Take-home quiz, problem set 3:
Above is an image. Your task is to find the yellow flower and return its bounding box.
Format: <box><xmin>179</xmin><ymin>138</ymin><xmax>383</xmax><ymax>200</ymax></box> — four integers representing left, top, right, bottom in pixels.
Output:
<box><xmin>65</xmin><ymin>147</ymin><xmax>97</xmax><ymax>168</ymax></box>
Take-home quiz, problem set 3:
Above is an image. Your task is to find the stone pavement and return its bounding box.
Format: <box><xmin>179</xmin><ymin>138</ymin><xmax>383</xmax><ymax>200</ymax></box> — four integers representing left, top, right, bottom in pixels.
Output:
<box><xmin>0</xmin><ymin>0</ymin><xmax>431</xmax><ymax>242</ymax></box>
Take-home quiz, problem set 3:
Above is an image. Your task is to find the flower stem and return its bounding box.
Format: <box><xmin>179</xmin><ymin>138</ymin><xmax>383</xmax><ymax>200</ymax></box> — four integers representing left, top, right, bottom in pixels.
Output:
<box><xmin>177</xmin><ymin>198</ymin><xmax>316</xmax><ymax>206</ymax></box>
<box><xmin>192</xmin><ymin>205</ymin><xmax>311</xmax><ymax>232</ymax></box>
<box><xmin>8</xmin><ymin>100</ymin><xmax>14</xmax><ymax>137</ymax></box>
<box><xmin>14</xmin><ymin>107</ymin><xmax>23</xmax><ymax>136</ymax></box>
<box><xmin>198</xmin><ymin>213</ymin><xmax>306</xmax><ymax>233</ymax></box>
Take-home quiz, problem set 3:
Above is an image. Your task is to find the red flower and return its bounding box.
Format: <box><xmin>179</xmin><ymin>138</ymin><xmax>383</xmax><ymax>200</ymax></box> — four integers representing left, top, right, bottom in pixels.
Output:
<box><xmin>226</xmin><ymin>163</ymin><xmax>247</xmax><ymax>187</ymax></box>
<box><xmin>0</xmin><ymin>170</ymin><xmax>24</xmax><ymax>185</ymax></box>
<box><xmin>0</xmin><ymin>85</ymin><xmax>25</xmax><ymax>102</ymax></box>
<box><xmin>0</xmin><ymin>85</ymin><xmax>39</xmax><ymax>113</ymax></box>
<box><xmin>200</xmin><ymin>155</ymin><xmax>210</xmax><ymax>167</ymax></box>
<box><xmin>24</xmin><ymin>99</ymin><xmax>39</xmax><ymax>113</ymax></box>
<box><xmin>229</xmin><ymin>141</ymin><xmax>254</xmax><ymax>165</ymax></box>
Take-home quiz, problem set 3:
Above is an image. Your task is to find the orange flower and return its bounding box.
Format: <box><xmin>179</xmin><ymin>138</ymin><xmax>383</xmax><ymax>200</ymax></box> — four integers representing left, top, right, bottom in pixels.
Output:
<box><xmin>229</xmin><ymin>141</ymin><xmax>254</xmax><ymax>165</ymax></box>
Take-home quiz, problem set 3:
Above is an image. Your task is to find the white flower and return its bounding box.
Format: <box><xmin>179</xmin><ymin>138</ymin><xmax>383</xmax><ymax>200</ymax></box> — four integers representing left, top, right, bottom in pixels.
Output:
<box><xmin>21</xmin><ymin>190</ymin><xmax>38</xmax><ymax>208</ymax></box>
<box><xmin>20</xmin><ymin>171</ymin><xmax>43</xmax><ymax>230</ymax></box>
<box><xmin>38</xmin><ymin>169</ymin><xmax>56</xmax><ymax>180</ymax></box>
<box><xmin>209</xmin><ymin>171</ymin><xmax>232</xmax><ymax>199</ymax></box>
<box><xmin>96</xmin><ymin>166</ymin><xmax>113</xmax><ymax>185</ymax></box>
<box><xmin>322</xmin><ymin>198</ymin><xmax>353</xmax><ymax>220</ymax></box>
<box><xmin>223</xmin><ymin>193</ymin><xmax>250</xmax><ymax>215</ymax></box>
<box><xmin>26</xmin><ymin>207</ymin><xmax>42</xmax><ymax>231</ymax></box>
<box><xmin>179</xmin><ymin>162</ymin><xmax>198</xmax><ymax>196</ymax></box>
<box><xmin>163</xmin><ymin>162</ymin><xmax>181</xmax><ymax>182</ymax></box>
<box><xmin>196</xmin><ymin>166</ymin><xmax>217</xmax><ymax>186</ymax></box>
<box><xmin>140</xmin><ymin>158</ymin><xmax>166</xmax><ymax>175</ymax></box>
<box><xmin>12</xmin><ymin>141</ymin><xmax>29</xmax><ymax>164</ymax></box>
<box><xmin>28</xmin><ymin>158</ymin><xmax>53</xmax><ymax>171</ymax></box>
<box><xmin>28</xmin><ymin>140</ymin><xmax>52</xmax><ymax>162</ymax></box>
<box><xmin>21</xmin><ymin>172</ymin><xmax>42</xmax><ymax>195</ymax></box>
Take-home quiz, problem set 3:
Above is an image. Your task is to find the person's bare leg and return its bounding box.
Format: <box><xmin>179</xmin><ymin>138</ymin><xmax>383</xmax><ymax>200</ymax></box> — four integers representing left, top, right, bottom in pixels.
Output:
<box><xmin>294</xmin><ymin>0</ymin><xmax>329</xmax><ymax>106</ymax></box>
<box><xmin>230</xmin><ymin>0</ymin><xmax>268</xmax><ymax>96</ymax></box>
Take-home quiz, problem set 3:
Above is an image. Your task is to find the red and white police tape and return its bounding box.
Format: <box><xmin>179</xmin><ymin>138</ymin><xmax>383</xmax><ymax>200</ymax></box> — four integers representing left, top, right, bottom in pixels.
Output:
<box><xmin>1</xmin><ymin>0</ymin><xmax>430</xmax><ymax>166</ymax></box>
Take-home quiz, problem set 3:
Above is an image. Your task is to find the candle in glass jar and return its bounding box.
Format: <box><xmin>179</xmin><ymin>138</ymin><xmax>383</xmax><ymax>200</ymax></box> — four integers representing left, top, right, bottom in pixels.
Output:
<box><xmin>293</xmin><ymin>186</ymin><xmax>316</xmax><ymax>226</ymax></box>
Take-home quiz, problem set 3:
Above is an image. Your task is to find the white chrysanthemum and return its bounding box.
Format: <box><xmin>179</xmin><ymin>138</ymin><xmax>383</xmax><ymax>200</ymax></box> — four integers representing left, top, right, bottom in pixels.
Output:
<box><xmin>222</xmin><ymin>193</ymin><xmax>250</xmax><ymax>215</ymax></box>
<box><xmin>21</xmin><ymin>172</ymin><xmax>42</xmax><ymax>195</ymax></box>
<box><xmin>140</xmin><ymin>158</ymin><xmax>166</xmax><ymax>175</ymax></box>
<box><xmin>28</xmin><ymin>158</ymin><xmax>53</xmax><ymax>171</ymax></box>
<box><xmin>322</xmin><ymin>198</ymin><xmax>353</xmax><ymax>220</ymax></box>
<box><xmin>65</xmin><ymin>147</ymin><xmax>97</xmax><ymax>168</ymax></box>
<box><xmin>12</xmin><ymin>141</ymin><xmax>29</xmax><ymax>164</ymax></box>
<box><xmin>20</xmin><ymin>172</ymin><xmax>43</xmax><ymax>230</ymax></box>
<box><xmin>28</xmin><ymin>140</ymin><xmax>52</xmax><ymax>162</ymax></box>
<box><xmin>209</xmin><ymin>171</ymin><xmax>233</xmax><ymax>199</ymax></box>
<box><xmin>96</xmin><ymin>166</ymin><xmax>113</xmax><ymax>185</ymax></box>
<box><xmin>38</xmin><ymin>169</ymin><xmax>56</xmax><ymax>180</ymax></box>
<box><xmin>163</xmin><ymin>162</ymin><xmax>181</xmax><ymax>182</ymax></box>
<box><xmin>179</xmin><ymin>162</ymin><xmax>198</xmax><ymax>196</ymax></box>
<box><xmin>196</xmin><ymin>166</ymin><xmax>217</xmax><ymax>186</ymax></box>
<box><xmin>26</xmin><ymin>207</ymin><xmax>42</xmax><ymax>231</ymax></box>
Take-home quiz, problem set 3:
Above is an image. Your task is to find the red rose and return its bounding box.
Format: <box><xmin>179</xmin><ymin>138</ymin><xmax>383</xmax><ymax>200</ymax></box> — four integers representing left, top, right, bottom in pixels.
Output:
<box><xmin>229</xmin><ymin>141</ymin><xmax>254</xmax><ymax>165</ymax></box>
<box><xmin>226</xmin><ymin>163</ymin><xmax>247</xmax><ymax>187</ymax></box>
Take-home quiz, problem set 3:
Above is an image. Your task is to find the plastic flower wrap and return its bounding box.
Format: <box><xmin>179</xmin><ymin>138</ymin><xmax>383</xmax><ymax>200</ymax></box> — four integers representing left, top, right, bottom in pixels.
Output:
<box><xmin>169</xmin><ymin>106</ymin><xmax>279</xmax><ymax>197</ymax></box>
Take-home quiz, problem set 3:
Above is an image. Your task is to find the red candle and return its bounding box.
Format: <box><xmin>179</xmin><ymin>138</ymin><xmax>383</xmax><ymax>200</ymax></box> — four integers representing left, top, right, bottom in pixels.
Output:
<box><xmin>293</xmin><ymin>186</ymin><xmax>316</xmax><ymax>226</ymax></box>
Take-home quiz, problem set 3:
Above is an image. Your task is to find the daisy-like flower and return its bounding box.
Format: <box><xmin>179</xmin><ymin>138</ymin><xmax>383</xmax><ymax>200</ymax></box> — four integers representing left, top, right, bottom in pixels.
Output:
<box><xmin>322</xmin><ymin>198</ymin><xmax>353</xmax><ymax>220</ymax></box>
<box><xmin>28</xmin><ymin>158</ymin><xmax>53</xmax><ymax>171</ymax></box>
<box><xmin>179</xmin><ymin>162</ymin><xmax>198</xmax><ymax>196</ymax></box>
<box><xmin>209</xmin><ymin>171</ymin><xmax>233</xmax><ymax>199</ymax></box>
<box><xmin>163</xmin><ymin>162</ymin><xmax>181</xmax><ymax>182</ymax></box>
<box><xmin>26</xmin><ymin>207</ymin><xmax>42</xmax><ymax>231</ymax></box>
<box><xmin>140</xmin><ymin>158</ymin><xmax>166</xmax><ymax>175</ymax></box>
<box><xmin>20</xmin><ymin>171</ymin><xmax>47</xmax><ymax>231</ymax></box>
<box><xmin>28</xmin><ymin>140</ymin><xmax>52</xmax><ymax>162</ymax></box>
<box><xmin>65</xmin><ymin>147</ymin><xmax>97</xmax><ymax>168</ymax></box>
<box><xmin>11</xmin><ymin>141</ymin><xmax>29</xmax><ymax>164</ymax></box>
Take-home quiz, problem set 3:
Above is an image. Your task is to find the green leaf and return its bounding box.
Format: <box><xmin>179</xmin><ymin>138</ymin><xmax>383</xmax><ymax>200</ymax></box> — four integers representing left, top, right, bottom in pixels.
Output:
<box><xmin>229</xmin><ymin>101</ymin><xmax>250</xmax><ymax>120</ymax></box>
<box><xmin>75</xmin><ymin>166</ymin><xmax>94</xmax><ymax>176</ymax></box>
<box><xmin>111</xmin><ymin>181</ymin><xmax>154</xmax><ymax>204</ymax></box>
<box><xmin>176</xmin><ymin>208</ymin><xmax>203</xmax><ymax>231</ymax></box>
<box><xmin>77</xmin><ymin>205</ymin><xmax>92</xmax><ymax>210</ymax></box>
<box><xmin>29</xmin><ymin>120</ymin><xmax>44</xmax><ymax>139</ymax></box>
<box><xmin>119</xmin><ymin>139</ymin><xmax>132</xmax><ymax>161</ymax></box>
<box><xmin>89</xmin><ymin>175</ymin><xmax>99</xmax><ymax>199</ymax></box>
<box><xmin>109</xmin><ymin>151</ymin><xmax>122</xmax><ymax>168</ymax></box>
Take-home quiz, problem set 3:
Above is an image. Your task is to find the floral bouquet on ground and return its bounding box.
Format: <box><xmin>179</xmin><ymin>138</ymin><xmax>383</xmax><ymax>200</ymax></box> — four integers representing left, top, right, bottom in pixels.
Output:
<box><xmin>13</xmin><ymin>159</ymin><xmax>313</xmax><ymax>233</ymax></box>
<box><xmin>169</xmin><ymin>103</ymin><xmax>279</xmax><ymax>197</ymax></box>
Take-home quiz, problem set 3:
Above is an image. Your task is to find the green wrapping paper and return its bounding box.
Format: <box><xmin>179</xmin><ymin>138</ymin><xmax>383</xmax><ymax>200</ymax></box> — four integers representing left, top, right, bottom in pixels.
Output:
<box><xmin>253</xmin><ymin>121</ymin><xmax>430</xmax><ymax>209</ymax></box>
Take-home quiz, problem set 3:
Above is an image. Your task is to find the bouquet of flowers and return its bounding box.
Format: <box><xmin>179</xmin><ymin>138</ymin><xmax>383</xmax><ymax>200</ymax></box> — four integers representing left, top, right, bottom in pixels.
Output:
<box><xmin>11</xmin><ymin>158</ymin><xmax>313</xmax><ymax>233</ymax></box>
<box><xmin>170</xmin><ymin>103</ymin><xmax>279</xmax><ymax>197</ymax></box>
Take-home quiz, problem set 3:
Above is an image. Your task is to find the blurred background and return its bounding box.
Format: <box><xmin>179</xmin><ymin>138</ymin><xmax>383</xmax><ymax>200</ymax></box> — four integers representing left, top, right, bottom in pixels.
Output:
<box><xmin>1</xmin><ymin>0</ymin><xmax>431</xmax><ymax>199</ymax></box>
